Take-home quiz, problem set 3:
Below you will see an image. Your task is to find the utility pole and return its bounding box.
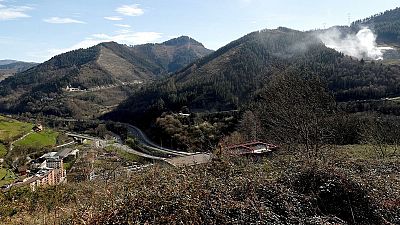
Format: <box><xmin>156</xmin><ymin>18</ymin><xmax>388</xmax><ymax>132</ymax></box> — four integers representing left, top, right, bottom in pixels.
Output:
<box><xmin>347</xmin><ymin>13</ymin><xmax>351</xmax><ymax>26</ymax></box>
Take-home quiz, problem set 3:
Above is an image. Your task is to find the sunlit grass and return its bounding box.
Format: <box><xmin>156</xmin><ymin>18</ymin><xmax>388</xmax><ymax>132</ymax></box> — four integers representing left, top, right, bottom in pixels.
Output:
<box><xmin>334</xmin><ymin>144</ymin><xmax>400</xmax><ymax>159</ymax></box>
<box><xmin>14</xmin><ymin>130</ymin><xmax>58</xmax><ymax>149</ymax></box>
<box><xmin>0</xmin><ymin>115</ymin><xmax>33</xmax><ymax>143</ymax></box>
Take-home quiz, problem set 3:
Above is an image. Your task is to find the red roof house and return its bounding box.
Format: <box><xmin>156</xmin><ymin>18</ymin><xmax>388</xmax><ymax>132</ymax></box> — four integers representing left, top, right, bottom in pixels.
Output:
<box><xmin>224</xmin><ymin>141</ymin><xmax>278</xmax><ymax>156</ymax></box>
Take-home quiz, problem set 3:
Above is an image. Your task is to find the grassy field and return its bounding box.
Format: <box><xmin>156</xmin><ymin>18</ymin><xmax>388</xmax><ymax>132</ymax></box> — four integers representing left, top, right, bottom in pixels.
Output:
<box><xmin>333</xmin><ymin>144</ymin><xmax>400</xmax><ymax>159</ymax></box>
<box><xmin>0</xmin><ymin>115</ymin><xmax>33</xmax><ymax>143</ymax></box>
<box><xmin>14</xmin><ymin>130</ymin><xmax>58</xmax><ymax>149</ymax></box>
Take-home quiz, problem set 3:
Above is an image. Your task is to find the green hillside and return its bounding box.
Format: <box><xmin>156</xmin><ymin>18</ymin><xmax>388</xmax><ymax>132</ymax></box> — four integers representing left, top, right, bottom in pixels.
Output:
<box><xmin>0</xmin><ymin>115</ymin><xmax>33</xmax><ymax>143</ymax></box>
<box><xmin>13</xmin><ymin>130</ymin><xmax>58</xmax><ymax>150</ymax></box>
<box><xmin>109</xmin><ymin>27</ymin><xmax>400</xmax><ymax>124</ymax></box>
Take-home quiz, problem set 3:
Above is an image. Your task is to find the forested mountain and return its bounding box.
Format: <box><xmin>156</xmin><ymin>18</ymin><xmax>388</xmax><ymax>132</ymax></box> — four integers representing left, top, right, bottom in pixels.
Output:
<box><xmin>352</xmin><ymin>7</ymin><xmax>400</xmax><ymax>45</ymax></box>
<box><xmin>0</xmin><ymin>38</ymin><xmax>212</xmax><ymax>117</ymax></box>
<box><xmin>109</xmin><ymin>27</ymin><xmax>400</xmax><ymax>124</ymax></box>
<box><xmin>132</xmin><ymin>36</ymin><xmax>213</xmax><ymax>74</ymax></box>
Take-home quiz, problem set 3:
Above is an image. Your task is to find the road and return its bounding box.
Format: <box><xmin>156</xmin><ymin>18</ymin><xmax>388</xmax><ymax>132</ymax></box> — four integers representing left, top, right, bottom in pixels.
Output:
<box><xmin>55</xmin><ymin>141</ymin><xmax>75</xmax><ymax>149</ymax></box>
<box><xmin>42</xmin><ymin>117</ymin><xmax>194</xmax><ymax>159</ymax></box>
<box><xmin>66</xmin><ymin>133</ymin><xmax>102</xmax><ymax>141</ymax></box>
<box><xmin>126</xmin><ymin>125</ymin><xmax>194</xmax><ymax>157</ymax></box>
<box><xmin>66</xmin><ymin>132</ymin><xmax>166</xmax><ymax>161</ymax></box>
<box><xmin>111</xmin><ymin>143</ymin><xmax>166</xmax><ymax>161</ymax></box>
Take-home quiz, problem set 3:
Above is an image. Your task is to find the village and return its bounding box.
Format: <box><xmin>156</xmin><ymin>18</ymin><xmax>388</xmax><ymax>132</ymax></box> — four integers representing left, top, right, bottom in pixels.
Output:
<box><xmin>1</xmin><ymin>116</ymin><xmax>279</xmax><ymax>192</ymax></box>
<box><xmin>1</xmin><ymin>123</ymin><xmax>77</xmax><ymax>191</ymax></box>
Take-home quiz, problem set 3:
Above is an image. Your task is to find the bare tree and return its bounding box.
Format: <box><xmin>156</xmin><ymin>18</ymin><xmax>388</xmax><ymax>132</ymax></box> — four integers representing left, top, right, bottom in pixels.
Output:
<box><xmin>256</xmin><ymin>73</ymin><xmax>336</xmax><ymax>157</ymax></box>
<box><xmin>239</xmin><ymin>110</ymin><xmax>262</xmax><ymax>142</ymax></box>
<box><xmin>362</xmin><ymin>117</ymin><xmax>400</xmax><ymax>158</ymax></box>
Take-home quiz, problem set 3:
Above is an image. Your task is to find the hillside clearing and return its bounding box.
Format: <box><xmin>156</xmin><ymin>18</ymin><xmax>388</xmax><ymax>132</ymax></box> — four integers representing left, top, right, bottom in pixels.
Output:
<box><xmin>13</xmin><ymin>130</ymin><xmax>58</xmax><ymax>150</ymax></box>
<box><xmin>0</xmin><ymin>116</ymin><xmax>33</xmax><ymax>143</ymax></box>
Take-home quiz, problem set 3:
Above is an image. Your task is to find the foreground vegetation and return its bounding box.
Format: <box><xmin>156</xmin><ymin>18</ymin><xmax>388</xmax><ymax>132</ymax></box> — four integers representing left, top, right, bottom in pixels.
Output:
<box><xmin>0</xmin><ymin>144</ymin><xmax>398</xmax><ymax>225</ymax></box>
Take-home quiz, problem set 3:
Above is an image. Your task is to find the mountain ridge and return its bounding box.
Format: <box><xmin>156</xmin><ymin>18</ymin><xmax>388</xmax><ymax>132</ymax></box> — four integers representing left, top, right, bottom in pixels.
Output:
<box><xmin>108</xmin><ymin>26</ymin><xmax>400</xmax><ymax>125</ymax></box>
<box><xmin>0</xmin><ymin>37</ymin><xmax>212</xmax><ymax>118</ymax></box>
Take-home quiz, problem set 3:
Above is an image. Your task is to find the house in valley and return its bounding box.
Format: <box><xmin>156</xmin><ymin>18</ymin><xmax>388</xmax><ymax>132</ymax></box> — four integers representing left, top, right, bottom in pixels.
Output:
<box><xmin>32</xmin><ymin>123</ymin><xmax>43</xmax><ymax>132</ymax></box>
<box><xmin>224</xmin><ymin>141</ymin><xmax>278</xmax><ymax>156</ymax></box>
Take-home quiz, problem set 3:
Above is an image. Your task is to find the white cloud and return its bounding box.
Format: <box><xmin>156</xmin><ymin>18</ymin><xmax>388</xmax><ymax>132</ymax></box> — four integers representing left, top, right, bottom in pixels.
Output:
<box><xmin>0</xmin><ymin>5</ymin><xmax>33</xmax><ymax>20</ymax></box>
<box><xmin>44</xmin><ymin>17</ymin><xmax>86</xmax><ymax>24</ymax></box>
<box><xmin>47</xmin><ymin>30</ymin><xmax>162</xmax><ymax>58</ymax></box>
<box><xmin>115</xmin><ymin>24</ymin><xmax>131</xmax><ymax>28</ymax></box>
<box><xmin>91</xmin><ymin>31</ymin><xmax>162</xmax><ymax>46</ymax></box>
<box><xmin>104</xmin><ymin>16</ymin><xmax>123</xmax><ymax>21</ymax></box>
<box><xmin>116</xmin><ymin>4</ymin><xmax>144</xmax><ymax>16</ymax></box>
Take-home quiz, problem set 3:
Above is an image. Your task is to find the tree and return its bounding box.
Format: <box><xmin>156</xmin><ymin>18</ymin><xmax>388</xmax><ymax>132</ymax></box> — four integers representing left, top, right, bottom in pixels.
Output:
<box><xmin>95</xmin><ymin>124</ymin><xmax>108</xmax><ymax>138</ymax></box>
<box><xmin>239</xmin><ymin>110</ymin><xmax>262</xmax><ymax>142</ymax></box>
<box><xmin>256</xmin><ymin>74</ymin><xmax>336</xmax><ymax>157</ymax></box>
<box><xmin>361</xmin><ymin>117</ymin><xmax>400</xmax><ymax>158</ymax></box>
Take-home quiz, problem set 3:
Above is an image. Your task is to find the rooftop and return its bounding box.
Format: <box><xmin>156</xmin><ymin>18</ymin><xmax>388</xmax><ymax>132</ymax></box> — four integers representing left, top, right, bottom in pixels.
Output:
<box><xmin>40</xmin><ymin>152</ymin><xmax>57</xmax><ymax>159</ymax></box>
<box><xmin>225</xmin><ymin>141</ymin><xmax>278</xmax><ymax>155</ymax></box>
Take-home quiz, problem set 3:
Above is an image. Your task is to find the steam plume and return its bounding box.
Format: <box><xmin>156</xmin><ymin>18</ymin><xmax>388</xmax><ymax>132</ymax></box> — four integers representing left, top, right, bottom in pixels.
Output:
<box><xmin>318</xmin><ymin>27</ymin><xmax>392</xmax><ymax>60</ymax></box>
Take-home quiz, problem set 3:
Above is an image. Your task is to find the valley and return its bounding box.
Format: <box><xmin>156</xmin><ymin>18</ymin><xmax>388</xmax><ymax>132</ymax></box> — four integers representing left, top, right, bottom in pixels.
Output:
<box><xmin>0</xmin><ymin>4</ymin><xmax>400</xmax><ymax>225</ymax></box>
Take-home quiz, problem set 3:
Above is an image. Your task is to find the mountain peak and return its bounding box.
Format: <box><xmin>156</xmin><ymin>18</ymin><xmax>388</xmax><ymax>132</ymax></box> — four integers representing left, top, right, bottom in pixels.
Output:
<box><xmin>98</xmin><ymin>41</ymin><xmax>121</xmax><ymax>48</ymax></box>
<box><xmin>162</xmin><ymin>36</ymin><xmax>204</xmax><ymax>47</ymax></box>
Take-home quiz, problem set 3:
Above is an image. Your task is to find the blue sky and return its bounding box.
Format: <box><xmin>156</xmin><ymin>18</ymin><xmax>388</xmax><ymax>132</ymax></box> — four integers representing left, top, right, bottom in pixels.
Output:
<box><xmin>0</xmin><ymin>0</ymin><xmax>398</xmax><ymax>62</ymax></box>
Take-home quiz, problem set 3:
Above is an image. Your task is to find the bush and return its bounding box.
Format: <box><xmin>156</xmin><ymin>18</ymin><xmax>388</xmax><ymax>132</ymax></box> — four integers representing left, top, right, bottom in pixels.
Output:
<box><xmin>290</xmin><ymin>166</ymin><xmax>383</xmax><ymax>225</ymax></box>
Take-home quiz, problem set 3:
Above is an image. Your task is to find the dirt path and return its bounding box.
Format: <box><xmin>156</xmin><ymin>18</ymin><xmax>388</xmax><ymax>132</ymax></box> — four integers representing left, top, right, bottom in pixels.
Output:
<box><xmin>9</xmin><ymin>131</ymin><xmax>33</xmax><ymax>152</ymax></box>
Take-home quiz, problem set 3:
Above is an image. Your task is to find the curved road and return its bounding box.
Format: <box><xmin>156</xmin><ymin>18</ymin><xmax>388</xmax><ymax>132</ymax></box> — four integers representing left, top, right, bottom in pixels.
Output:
<box><xmin>126</xmin><ymin>125</ymin><xmax>194</xmax><ymax>157</ymax></box>
<box><xmin>42</xmin><ymin>117</ymin><xmax>193</xmax><ymax>160</ymax></box>
<box><xmin>111</xmin><ymin>143</ymin><xmax>166</xmax><ymax>161</ymax></box>
<box><xmin>66</xmin><ymin>132</ymin><xmax>166</xmax><ymax>161</ymax></box>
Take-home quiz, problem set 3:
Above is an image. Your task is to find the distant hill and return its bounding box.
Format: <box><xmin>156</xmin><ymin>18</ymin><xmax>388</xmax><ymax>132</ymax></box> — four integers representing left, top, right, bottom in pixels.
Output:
<box><xmin>108</xmin><ymin>27</ymin><xmax>400</xmax><ymax>124</ymax></box>
<box><xmin>0</xmin><ymin>38</ymin><xmax>212</xmax><ymax>118</ymax></box>
<box><xmin>0</xmin><ymin>60</ymin><xmax>38</xmax><ymax>82</ymax></box>
<box><xmin>0</xmin><ymin>61</ymin><xmax>37</xmax><ymax>71</ymax></box>
<box><xmin>0</xmin><ymin>60</ymin><xmax>17</xmax><ymax>66</ymax></box>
